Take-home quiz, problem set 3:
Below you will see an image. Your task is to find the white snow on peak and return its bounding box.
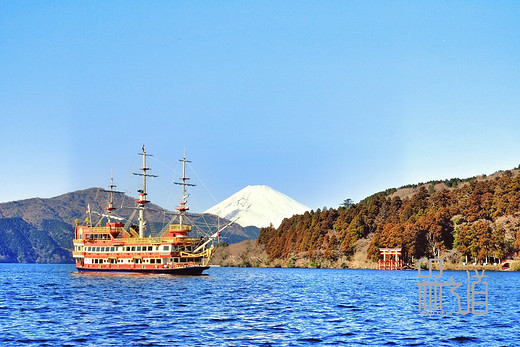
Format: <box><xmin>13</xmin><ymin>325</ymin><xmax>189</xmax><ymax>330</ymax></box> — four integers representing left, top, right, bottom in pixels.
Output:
<box><xmin>204</xmin><ymin>185</ymin><xmax>311</xmax><ymax>228</ymax></box>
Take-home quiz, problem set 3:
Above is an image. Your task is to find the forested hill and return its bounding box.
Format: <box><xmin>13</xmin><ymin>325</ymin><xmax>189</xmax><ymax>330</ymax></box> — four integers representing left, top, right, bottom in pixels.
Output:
<box><xmin>257</xmin><ymin>169</ymin><xmax>520</xmax><ymax>266</ymax></box>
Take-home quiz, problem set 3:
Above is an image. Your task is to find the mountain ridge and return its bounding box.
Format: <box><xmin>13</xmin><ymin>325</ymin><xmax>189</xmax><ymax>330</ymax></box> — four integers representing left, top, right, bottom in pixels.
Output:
<box><xmin>0</xmin><ymin>187</ymin><xmax>259</xmax><ymax>263</ymax></box>
<box><xmin>204</xmin><ymin>185</ymin><xmax>310</xmax><ymax>228</ymax></box>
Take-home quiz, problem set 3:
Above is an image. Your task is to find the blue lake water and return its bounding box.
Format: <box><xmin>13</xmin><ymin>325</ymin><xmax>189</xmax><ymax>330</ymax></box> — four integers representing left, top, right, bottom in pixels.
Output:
<box><xmin>0</xmin><ymin>264</ymin><xmax>517</xmax><ymax>346</ymax></box>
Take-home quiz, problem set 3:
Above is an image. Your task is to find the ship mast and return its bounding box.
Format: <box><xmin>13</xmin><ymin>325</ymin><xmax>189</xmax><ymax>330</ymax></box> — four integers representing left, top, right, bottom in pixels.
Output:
<box><xmin>133</xmin><ymin>145</ymin><xmax>157</xmax><ymax>238</ymax></box>
<box><xmin>105</xmin><ymin>177</ymin><xmax>117</xmax><ymax>223</ymax></box>
<box><xmin>175</xmin><ymin>151</ymin><xmax>195</xmax><ymax>227</ymax></box>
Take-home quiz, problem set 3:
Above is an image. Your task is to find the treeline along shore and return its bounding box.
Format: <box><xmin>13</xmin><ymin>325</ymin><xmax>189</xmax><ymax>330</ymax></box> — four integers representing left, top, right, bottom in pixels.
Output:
<box><xmin>214</xmin><ymin>169</ymin><xmax>520</xmax><ymax>271</ymax></box>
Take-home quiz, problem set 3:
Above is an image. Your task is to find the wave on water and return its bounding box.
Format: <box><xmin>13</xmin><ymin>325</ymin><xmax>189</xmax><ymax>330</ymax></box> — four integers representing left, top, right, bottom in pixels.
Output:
<box><xmin>0</xmin><ymin>264</ymin><xmax>518</xmax><ymax>346</ymax></box>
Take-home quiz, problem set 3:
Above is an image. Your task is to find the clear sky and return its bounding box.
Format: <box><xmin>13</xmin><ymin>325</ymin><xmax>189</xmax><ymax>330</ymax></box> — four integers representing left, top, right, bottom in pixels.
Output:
<box><xmin>1</xmin><ymin>1</ymin><xmax>519</xmax><ymax>212</ymax></box>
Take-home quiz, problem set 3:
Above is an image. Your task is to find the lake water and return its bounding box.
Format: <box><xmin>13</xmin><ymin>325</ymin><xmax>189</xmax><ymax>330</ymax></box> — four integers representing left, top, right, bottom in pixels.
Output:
<box><xmin>0</xmin><ymin>264</ymin><xmax>517</xmax><ymax>346</ymax></box>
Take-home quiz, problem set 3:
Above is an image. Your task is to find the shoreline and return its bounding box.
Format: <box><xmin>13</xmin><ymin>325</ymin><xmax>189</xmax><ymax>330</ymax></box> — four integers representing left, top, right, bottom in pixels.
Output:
<box><xmin>211</xmin><ymin>240</ymin><xmax>516</xmax><ymax>271</ymax></box>
<box><xmin>211</xmin><ymin>263</ymin><xmax>514</xmax><ymax>272</ymax></box>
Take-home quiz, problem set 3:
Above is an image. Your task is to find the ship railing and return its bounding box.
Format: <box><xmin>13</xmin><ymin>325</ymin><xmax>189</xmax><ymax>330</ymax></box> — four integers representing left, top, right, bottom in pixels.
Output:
<box><xmin>73</xmin><ymin>237</ymin><xmax>203</xmax><ymax>245</ymax></box>
<box><xmin>73</xmin><ymin>238</ymin><xmax>115</xmax><ymax>245</ymax></box>
<box><xmin>121</xmin><ymin>237</ymin><xmax>202</xmax><ymax>244</ymax></box>
<box><xmin>169</xmin><ymin>224</ymin><xmax>193</xmax><ymax>231</ymax></box>
<box><xmin>77</xmin><ymin>226</ymin><xmax>119</xmax><ymax>233</ymax></box>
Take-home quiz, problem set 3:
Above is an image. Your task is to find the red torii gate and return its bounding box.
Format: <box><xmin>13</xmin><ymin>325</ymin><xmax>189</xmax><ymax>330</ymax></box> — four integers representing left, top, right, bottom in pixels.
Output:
<box><xmin>378</xmin><ymin>248</ymin><xmax>403</xmax><ymax>270</ymax></box>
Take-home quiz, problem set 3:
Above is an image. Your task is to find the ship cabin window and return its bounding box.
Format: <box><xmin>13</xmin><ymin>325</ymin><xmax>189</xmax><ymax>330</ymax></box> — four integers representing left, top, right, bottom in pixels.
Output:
<box><xmin>136</xmin><ymin>246</ymin><xmax>141</xmax><ymax>251</ymax></box>
<box><xmin>110</xmin><ymin>247</ymin><xmax>115</xmax><ymax>252</ymax></box>
<box><xmin>125</xmin><ymin>247</ymin><xmax>130</xmax><ymax>252</ymax></box>
<box><xmin>154</xmin><ymin>246</ymin><xmax>159</xmax><ymax>251</ymax></box>
<box><xmin>174</xmin><ymin>258</ymin><xmax>179</xmax><ymax>263</ymax></box>
<box><xmin>148</xmin><ymin>246</ymin><xmax>153</xmax><ymax>251</ymax></box>
<box><xmin>93</xmin><ymin>234</ymin><xmax>109</xmax><ymax>240</ymax></box>
<box><xmin>134</xmin><ymin>258</ymin><xmax>142</xmax><ymax>264</ymax></box>
<box><xmin>100</xmin><ymin>247</ymin><xmax>105</xmax><ymax>252</ymax></box>
<box><xmin>95</xmin><ymin>247</ymin><xmax>100</xmax><ymax>252</ymax></box>
<box><xmin>163</xmin><ymin>246</ymin><xmax>170</xmax><ymax>251</ymax></box>
<box><xmin>131</xmin><ymin>247</ymin><xmax>136</xmax><ymax>252</ymax></box>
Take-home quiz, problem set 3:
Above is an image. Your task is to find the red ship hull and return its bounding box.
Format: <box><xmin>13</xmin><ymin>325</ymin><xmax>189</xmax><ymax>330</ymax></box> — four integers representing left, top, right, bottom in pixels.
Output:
<box><xmin>76</xmin><ymin>265</ymin><xmax>209</xmax><ymax>275</ymax></box>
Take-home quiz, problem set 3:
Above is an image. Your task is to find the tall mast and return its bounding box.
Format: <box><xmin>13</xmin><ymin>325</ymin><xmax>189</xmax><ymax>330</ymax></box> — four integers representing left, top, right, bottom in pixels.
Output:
<box><xmin>101</xmin><ymin>176</ymin><xmax>124</xmax><ymax>224</ymax></box>
<box><xmin>133</xmin><ymin>145</ymin><xmax>157</xmax><ymax>238</ymax></box>
<box><xmin>175</xmin><ymin>151</ymin><xmax>195</xmax><ymax>227</ymax></box>
<box><xmin>106</xmin><ymin>177</ymin><xmax>116</xmax><ymax>223</ymax></box>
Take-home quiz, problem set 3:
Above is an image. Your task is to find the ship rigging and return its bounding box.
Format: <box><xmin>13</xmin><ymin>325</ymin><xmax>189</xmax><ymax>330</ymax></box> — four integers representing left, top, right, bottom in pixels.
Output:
<box><xmin>72</xmin><ymin>146</ymin><xmax>220</xmax><ymax>275</ymax></box>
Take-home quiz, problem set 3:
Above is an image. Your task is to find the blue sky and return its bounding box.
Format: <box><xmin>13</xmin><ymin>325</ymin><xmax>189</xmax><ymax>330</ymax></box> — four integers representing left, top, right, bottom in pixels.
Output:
<box><xmin>1</xmin><ymin>1</ymin><xmax>519</xmax><ymax>212</ymax></box>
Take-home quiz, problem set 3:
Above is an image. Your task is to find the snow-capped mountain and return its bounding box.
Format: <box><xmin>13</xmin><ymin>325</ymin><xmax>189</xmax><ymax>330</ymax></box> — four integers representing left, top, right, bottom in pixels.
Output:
<box><xmin>204</xmin><ymin>185</ymin><xmax>310</xmax><ymax>228</ymax></box>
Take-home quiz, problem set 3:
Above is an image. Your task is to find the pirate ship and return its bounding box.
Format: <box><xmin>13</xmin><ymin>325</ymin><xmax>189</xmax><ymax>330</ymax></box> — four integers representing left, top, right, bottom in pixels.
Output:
<box><xmin>72</xmin><ymin>146</ymin><xmax>218</xmax><ymax>274</ymax></box>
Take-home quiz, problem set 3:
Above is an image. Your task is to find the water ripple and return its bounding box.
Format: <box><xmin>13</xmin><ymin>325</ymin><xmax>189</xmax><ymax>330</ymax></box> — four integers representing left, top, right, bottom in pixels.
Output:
<box><xmin>0</xmin><ymin>265</ymin><xmax>518</xmax><ymax>345</ymax></box>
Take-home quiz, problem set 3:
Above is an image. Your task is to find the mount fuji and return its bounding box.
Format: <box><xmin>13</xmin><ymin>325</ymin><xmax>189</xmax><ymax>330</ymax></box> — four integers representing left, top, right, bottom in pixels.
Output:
<box><xmin>204</xmin><ymin>185</ymin><xmax>311</xmax><ymax>228</ymax></box>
